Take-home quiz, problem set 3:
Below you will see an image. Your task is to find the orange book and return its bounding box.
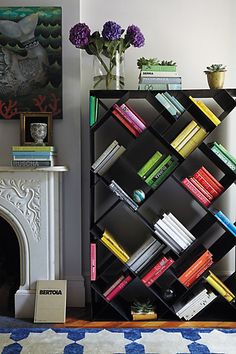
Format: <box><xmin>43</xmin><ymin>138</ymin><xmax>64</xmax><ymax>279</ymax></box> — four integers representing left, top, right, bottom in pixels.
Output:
<box><xmin>182</xmin><ymin>257</ymin><xmax>213</xmax><ymax>287</ymax></box>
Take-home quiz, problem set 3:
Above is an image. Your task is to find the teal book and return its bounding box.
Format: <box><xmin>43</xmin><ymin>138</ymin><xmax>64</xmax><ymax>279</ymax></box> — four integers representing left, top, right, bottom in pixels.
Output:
<box><xmin>155</xmin><ymin>93</ymin><xmax>179</xmax><ymax>118</ymax></box>
<box><xmin>214</xmin><ymin>142</ymin><xmax>236</xmax><ymax>165</ymax></box>
<box><xmin>145</xmin><ymin>155</ymin><xmax>172</xmax><ymax>186</ymax></box>
<box><xmin>162</xmin><ymin>92</ymin><xmax>185</xmax><ymax>113</ymax></box>
<box><xmin>151</xmin><ymin>160</ymin><xmax>178</xmax><ymax>189</ymax></box>
<box><xmin>138</xmin><ymin>151</ymin><xmax>162</xmax><ymax>178</ymax></box>
<box><xmin>89</xmin><ymin>96</ymin><xmax>98</xmax><ymax>126</ymax></box>
<box><xmin>210</xmin><ymin>145</ymin><xmax>236</xmax><ymax>172</ymax></box>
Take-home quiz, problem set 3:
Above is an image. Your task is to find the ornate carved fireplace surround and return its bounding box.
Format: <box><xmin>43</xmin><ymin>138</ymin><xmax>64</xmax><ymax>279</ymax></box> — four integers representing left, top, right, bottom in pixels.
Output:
<box><xmin>0</xmin><ymin>166</ymin><xmax>67</xmax><ymax>318</ymax></box>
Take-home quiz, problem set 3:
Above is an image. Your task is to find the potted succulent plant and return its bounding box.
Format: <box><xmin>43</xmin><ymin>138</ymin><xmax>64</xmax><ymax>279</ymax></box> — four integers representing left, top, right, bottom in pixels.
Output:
<box><xmin>204</xmin><ymin>64</ymin><xmax>227</xmax><ymax>89</ymax></box>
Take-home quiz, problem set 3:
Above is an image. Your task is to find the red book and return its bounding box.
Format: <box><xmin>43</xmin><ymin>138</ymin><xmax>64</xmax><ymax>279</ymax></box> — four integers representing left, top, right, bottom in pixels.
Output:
<box><xmin>106</xmin><ymin>275</ymin><xmax>132</xmax><ymax>301</ymax></box>
<box><xmin>192</xmin><ymin>171</ymin><xmax>220</xmax><ymax>198</ymax></box>
<box><xmin>183</xmin><ymin>257</ymin><xmax>213</xmax><ymax>287</ymax></box>
<box><xmin>90</xmin><ymin>243</ymin><xmax>96</xmax><ymax>281</ymax></box>
<box><xmin>145</xmin><ymin>258</ymin><xmax>175</xmax><ymax>287</ymax></box>
<box><xmin>112</xmin><ymin>109</ymin><xmax>139</xmax><ymax>137</ymax></box>
<box><xmin>113</xmin><ymin>104</ymin><xmax>143</xmax><ymax>133</ymax></box>
<box><xmin>198</xmin><ymin>166</ymin><xmax>224</xmax><ymax>193</ymax></box>
<box><xmin>182</xmin><ymin>177</ymin><xmax>211</xmax><ymax>207</ymax></box>
<box><xmin>141</xmin><ymin>256</ymin><xmax>168</xmax><ymax>285</ymax></box>
<box><xmin>103</xmin><ymin>275</ymin><xmax>125</xmax><ymax>297</ymax></box>
<box><xmin>189</xmin><ymin>177</ymin><xmax>214</xmax><ymax>201</ymax></box>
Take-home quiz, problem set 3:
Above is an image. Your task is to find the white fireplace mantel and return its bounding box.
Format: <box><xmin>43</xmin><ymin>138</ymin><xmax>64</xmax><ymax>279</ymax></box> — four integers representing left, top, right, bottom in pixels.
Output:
<box><xmin>0</xmin><ymin>166</ymin><xmax>68</xmax><ymax>318</ymax></box>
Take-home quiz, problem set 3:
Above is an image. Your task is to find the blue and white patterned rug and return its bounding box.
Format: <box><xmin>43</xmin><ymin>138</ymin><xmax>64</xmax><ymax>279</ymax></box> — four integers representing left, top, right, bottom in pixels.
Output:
<box><xmin>0</xmin><ymin>328</ymin><xmax>235</xmax><ymax>354</ymax></box>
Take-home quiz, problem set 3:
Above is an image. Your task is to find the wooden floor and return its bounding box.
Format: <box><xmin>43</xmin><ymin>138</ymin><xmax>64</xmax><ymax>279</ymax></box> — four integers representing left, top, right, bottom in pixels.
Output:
<box><xmin>54</xmin><ymin>308</ymin><xmax>236</xmax><ymax>329</ymax></box>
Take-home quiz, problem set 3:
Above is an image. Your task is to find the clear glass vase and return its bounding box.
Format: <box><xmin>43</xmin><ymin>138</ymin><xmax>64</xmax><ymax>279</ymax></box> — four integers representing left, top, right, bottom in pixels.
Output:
<box><xmin>93</xmin><ymin>51</ymin><xmax>125</xmax><ymax>90</ymax></box>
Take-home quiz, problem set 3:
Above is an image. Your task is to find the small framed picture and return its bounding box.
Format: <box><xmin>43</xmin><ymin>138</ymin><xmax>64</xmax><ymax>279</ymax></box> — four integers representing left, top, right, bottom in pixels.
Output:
<box><xmin>20</xmin><ymin>112</ymin><xmax>53</xmax><ymax>146</ymax></box>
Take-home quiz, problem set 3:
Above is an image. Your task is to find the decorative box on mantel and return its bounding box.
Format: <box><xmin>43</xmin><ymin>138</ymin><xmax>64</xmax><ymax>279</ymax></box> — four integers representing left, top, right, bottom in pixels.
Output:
<box><xmin>0</xmin><ymin>166</ymin><xmax>68</xmax><ymax>318</ymax></box>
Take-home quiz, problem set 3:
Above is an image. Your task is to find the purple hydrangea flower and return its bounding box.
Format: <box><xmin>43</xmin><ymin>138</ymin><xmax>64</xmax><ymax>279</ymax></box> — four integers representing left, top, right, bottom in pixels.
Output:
<box><xmin>126</xmin><ymin>25</ymin><xmax>145</xmax><ymax>47</ymax></box>
<box><xmin>69</xmin><ymin>23</ymin><xmax>91</xmax><ymax>48</ymax></box>
<box><xmin>102</xmin><ymin>21</ymin><xmax>122</xmax><ymax>40</ymax></box>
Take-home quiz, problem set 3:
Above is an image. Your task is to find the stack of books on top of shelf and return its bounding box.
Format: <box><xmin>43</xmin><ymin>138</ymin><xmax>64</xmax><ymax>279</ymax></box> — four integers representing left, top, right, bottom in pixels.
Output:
<box><xmin>209</xmin><ymin>141</ymin><xmax>236</xmax><ymax>172</ymax></box>
<box><xmin>112</xmin><ymin>103</ymin><xmax>147</xmax><ymax>137</ymax></box>
<box><xmin>182</xmin><ymin>165</ymin><xmax>224</xmax><ymax>207</ymax></box>
<box><xmin>103</xmin><ymin>273</ymin><xmax>132</xmax><ymax>302</ymax></box>
<box><xmin>174</xmin><ymin>288</ymin><xmax>217</xmax><ymax>320</ymax></box>
<box><xmin>137</xmin><ymin>151</ymin><xmax>178</xmax><ymax>190</ymax></box>
<box><xmin>189</xmin><ymin>96</ymin><xmax>221</xmax><ymax>127</ymax></box>
<box><xmin>171</xmin><ymin>120</ymin><xmax>207</xmax><ymax>158</ymax></box>
<box><xmin>205</xmin><ymin>270</ymin><xmax>235</xmax><ymax>303</ymax></box>
<box><xmin>11</xmin><ymin>145</ymin><xmax>56</xmax><ymax>167</ymax></box>
<box><xmin>101</xmin><ymin>229</ymin><xmax>130</xmax><ymax>264</ymax></box>
<box><xmin>138</xmin><ymin>63</ymin><xmax>182</xmax><ymax>91</ymax></box>
<box><xmin>178</xmin><ymin>250</ymin><xmax>213</xmax><ymax>288</ymax></box>
<box><xmin>141</xmin><ymin>255</ymin><xmax>174</xmax><ymax>287</ymax></box>
<box><xmin>126</xmin><ymin>235</ymin><xmax>163</xmax><ymax>273</ymax></box>
<box><xmin>154</xmin><ymin>212</ymin><xmax>196</xmax><ymax>255</ymax></box>
<box><xmin>109</xmin><ymin>180</ymin><xmax>139</xmax><ymax>211</ymax></box>
<box><xmin>155</xmin><ymin>92</ymin><xmax>185</xmax><ymax>120</ymax></box>
<box><xmin>213</xmin><ymin>209</ymin><xmax>236</xmax><ymax>237</ymax></box>
<box><xmin>91</xmin><ymin>140</ymin><xmax>126</xmax><ymax>176</ymax></box>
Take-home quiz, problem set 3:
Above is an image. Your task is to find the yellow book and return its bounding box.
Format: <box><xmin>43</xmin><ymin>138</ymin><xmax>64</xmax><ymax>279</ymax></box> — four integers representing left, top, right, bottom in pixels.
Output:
<box><xmin>103</xmin><ymin>229</ymin><xmax>130</xmax><ymax>258</ymax></box>
<box><xmin>189</xmin><ymin>96</ymin><xmax>221</xmax><ymax>126</ymax></box>
<box><xmin>178</xmin><ymin>127</ymin><xmax>207</xmax><ymax>157</ymax></box>
<box><xmin>171</xmin><ymin>120</ymin><xmax>198</xmax><ymax>149</ymax></box>
<box><xmin>206</xmin><ymin>274</ymin><xmax>234</xmax><ymax>303</ymax></box>
<box><xmin>101</xmin><ymin>236</ymin><xmax>130</xmax><ymax>263</ymax></box>
<box><xmin>207</xmin><ymin>271</ymin><xmax>235</xmax><ymax>299</ymax></box>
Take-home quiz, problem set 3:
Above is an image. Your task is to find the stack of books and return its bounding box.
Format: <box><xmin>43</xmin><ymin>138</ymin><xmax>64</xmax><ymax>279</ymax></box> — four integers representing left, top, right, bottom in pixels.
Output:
<box><xmin>138</xmin><ymin>64</ymin><xmax>182</xmax><ymax>91</ymax></box>
<box><xmin>171</xmin><ymin>120</ymin><xmax>207</xmax><ymax>158</ymax></box>
<box><xmin>178</xmin><ymin>250</ymin><xmax>213</xmax><ymax>288</ymax></box>
<box><xmin>213</xmin><ymin>209</ymin><xmax>236</xmax><ymax>237</ymax></box>
<box><xmin>205</xmin><ymin>270</ymin><xmax>235</xmax><ymax>303</ymax></box>
<box><xmin>11</xmin><ymin>145</ymin><xmax>56</xmax><ymax>167</ymax></box>
<box><xmin>126</xmin><ymin>235</ymin><xmax>163</xmax><ymax>273</ymax></box>
<box><xmin>112</xmin><ymin>103</ymin><xmax>146</xmax><ymax>137</ymax></box>
<box><xmin>141</xmin><ymin>255</ymin><xmax>174</xmax><ymax>287</ymax></box>
<box><xmin>101</xmin><ymin>229</ymin><xmax>130</xmax><ymax>263</ymax></box>
<box><xmin>174</xmin><ymin>288</ymin><xmax>217</xmax><ymax>320</ymax></box>
<box><xmin>182</xmin><ymin>166</ymin><xmax>224</xmax><ymax>207</ymax></box>
<box><xmin>154</xmin><ymin>212</ymin><xmax>196</xmax><ymax>255</ymax></box>
<box><xmin>109</xmin><ymin>180</ymin><xmax>139</xmax><ymax>211</ymax></box>
<box><xmin>209</xmin><ymin>142</ymin><xmax>236</xmax><ymax>172</ymax></box>
<box><xmin>103</xmin><ymin>274</ymin><xmax>132</xmax><ymax>302</ymax></box>
<box><xmin>155</xmin><ymin>92</ymin><xmax>185</xmax><ymax>120</ymax></box>
<box><xmin>137</xmin><ymin>151</ymin><xmax>178</xmax><ymax>190</ymax></box>
<box><xmin>91</xmin><ymin>140</ymin><xmax>126</xmax><ymax>176</ymax></box>
<box><xmin>189</xmin><ymin>96</ymin><xmax>221</xmax><ymax>127</ymax></box>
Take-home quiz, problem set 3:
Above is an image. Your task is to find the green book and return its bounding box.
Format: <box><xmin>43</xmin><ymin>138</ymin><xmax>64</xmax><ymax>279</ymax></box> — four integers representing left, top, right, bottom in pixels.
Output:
<box><xmin>138</xmin><ymin>151</ymin><xmax>162</xmax><ymax>179</ymax></box>
<box><xmin>151</xmin><ymin>160</ymin><xmax>178</xmax><ymax>189</ymax></box>
<box><xmin>145</xmin><ymin>155</ymin><xmax>172</xmax><ymax>186</ymax></box>
<box><xmin>89</xmin><ymin>95</ymin><xmax>97</xmax><ymax>126</ymax></box>
<box><xmin>142</xmin><ymin>65</ymin><xmax>176</xmax><ymax>72</ymax></box>
<box><xmin>210</xmin><ymin>145</ymin><xmax>236</xmax><ymax>172</ymax></box>
<box><xmin>214</xmin><ymin>142</ymin><xmax>236</xmax><ymax>165</ymax></box>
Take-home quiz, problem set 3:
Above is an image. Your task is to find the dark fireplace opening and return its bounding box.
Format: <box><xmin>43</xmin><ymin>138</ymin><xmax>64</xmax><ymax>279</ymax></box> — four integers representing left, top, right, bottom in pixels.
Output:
<box><xmin>0</xmin><ymin>216</ymin><xmax>20</xmax><ymax>316</ymax></box>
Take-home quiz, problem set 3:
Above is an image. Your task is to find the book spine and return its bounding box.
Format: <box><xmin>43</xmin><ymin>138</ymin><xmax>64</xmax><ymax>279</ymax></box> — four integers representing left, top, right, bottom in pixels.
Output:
<box><xmin>183</xmin><ymin>292</ymin><xmax>217</xmax><ymax>320</ymax></box>
<box><xmin>140</xmin><ymin>71</ymin><xmax>179</xmax><ymax>77</ymax></box>
<box><xmin>93</xmin><ymin>145</ymin><xmax>121</xmax><ymax>173</ymax></box>
<box><xmin>91</xmin><ymin>140</ymin><xmax>119</xmax><ymax>170</ymax></box>
<box><xmin>167</xmin><ymin>83</ymin><xmax>182</xmax><ymax>90</ymax></box>
<box><xmin>156</xmin><ymin>218</ymin><xmax>188</xmax><ymax>249</ymax></box>
<box><xmin>189</xmin><ymin>177</ymin><xmax>214</xmax><ymax>201</ymax></box>
<box><xmin>101</xmin><ymin>236</ymin><xmax>129</xmax><ymax>263</ymax></box>
<box><xmin>178</xmin><ymin>128</ymin><xmax>207</xmax><ymax>158</ymax></box>
<box><xmin>216</xmin><ymin>142</ymin><xmax>236</xmax><ymax>165</ymax></box>
<box><xmin>126</xmin><ymin>237</ymin><xmax>157</xmax><ymax>267</ymax></box>
<box><xmin>161</xmin><ymin>93</ymin><xmax>181</xmax><ymax>116</ymax></box>
<box><xmin>12</xmin><ymin>151</ymin><xmax>56</xmax><ymax>156</ymax></box>
<box><xmin>192</xmin><ymin>171</ymin><xmax>220</xmax><ymax>198</ymax></box>
<box><xmin>163</xmin><ymin>92</ymin><xmax>185</xmax><ymax>113</ymax></box>
<box><xmin>138</xmin><ymin>83</ymin><xmax>170</xmax><ymax>90</ymax></box>
<box><xmin>113</xmin><ymin>104</ymin><xmax>143</xmax><ymax>133</ymax></box>
<box><xmin>155</xmin><ymin>93</ymin><xmax>178</xmax><ymax>118</ymax></box>
<box><xmin>141</xmin><ymin>65</ymin><xmax>177</xmax><ymax>72</ymax></box>
<box><xmin>167</xmin><ymin>213</ymin><xmax>195</xmax><ymax>242</ymax></box>
<box><xmin>106</xmin><ymin>275</ymin><xmax>132</xmax><ymax>301</ymax></box>
<box><xmin>208</xmin><ymin>271</ymin><xmax>235</xmax><ymax>298</ymax></box>
<box><xmin>206</xmin><ymin>274</ymin><xmax>235</xmax><ymax>302</ymax></box>
<box><xmin>112</xmin><ymin>109</ymin><xmax>139</xmax><ymax>137</ymax></box>
<box><xmin>103</xmin><ymin>230</ymin><xmax>129</xmax><ymax>258</ymax></box>
<box><xmin>145</xmin><ymin>155</ymin><xmax>172</xmax><ymax>185</ymax></box>
<box><xmin>141</xmin><ymin>257</ymin><xmax>168</xmax><ymax>284</ymax></box>
<box><xmin>130</xmin><ymin>241</ymin><xmax>162</xmax><ymax>272</ymax></box>
<box><xmin>120</xmin><ymin>104</ymin><xmax>146</xmax><ymax>129</ymax></box>
<box><xmin>149</xmin><ymin>160</ymin><xmax>175</xmax><ymax>188</ymax></box>
<box><xmin>11</xmin><ymin>160</ymin><xmax>52</xmax><ymax>167</ymax></box>
<box><xmin>144</xmin><ymin>259</ymin><xmax>174</xmax><ymax>287</ymax></box>
<box><xmin>109</xmin><ymin>180</ymin><xmax>138</xmax><ymax>211</ymax></box>
<box><xmin>183</xmin><ymin>258</ymin><xmax>213</xmax><ymax>287</ymax></box>
<box><xmin>214</xmin><ymin>211</ymin><xmax>236</xmax><ymax>236</ymax></box>
<box><xmin>90</xmin><ymin>243</ymin><xmax>96</xmax><ymax>281</ymax></box>
<box><xmin>176</xmin><ymin>289</ymin><xmax>208</xmax><ymax>316</ymax></box>
<box><xmin>12</xmin><ymin>156</ymin><xmax>55</xmax><ymax>161</ymax></box>
<box><xmin>12</xmin><ymin>146</ymin><xmax>55</xmax><ymax>152</ymax></box>
<box><xmin>162</xmin><ymin>216</ymin><xmax>191</xmax><ymax>247</ymax></box>
<box><xmin>210</xmin><ymin>145</ymin><xmax>236</xmax><ymax>171</ymax></box>
<box><xmin>140</xmin><ymin>77</ymin><xmax>182</xmax><ymax>84</ymax></box>
<box><xmin>132</xmin><ymin>313</ymin><xmax>157</xmax><ymax>320</ymax></box>
<box><xmin>189</xmin><ymin>96</ymin><xmax>220</xmax><ymax>126</ymax></box>
<box><xmin>175</xmin><ymin>126</ymin><xmax>200</xmax><ymax>151</ymax></box>
<box><xmin>97</xmin><ymin>146</ymin><xmax>126</xmax><ymax>175</ymax></box>
<box><xmin>103</xmin><ymin>275</ymin><xmax>125</xmax><ymax>297</ymax></box>
<box><xmin>171</xmin><ymin>121</ymin><xmax>198</xmax><ymax>149</ymax></box>
<box><xmin>138</xmin><ymin>151</ymin><xmax>162</xmax><ymax>179</ymax></box>
<box><xmin>200</xmin><ymin>166</ymin><xmax>224</xmax><ymax>191</ymax></box>
<box><xmin>182</xmin><ymin>177</ymin><xmax>211</xmax><ymax>207</ymax></box>
<box><xmin>154</xmin><ymin>224</ymin><xmax>182</xmax><ymax>254</ymax></box>
<box><xmin>90</xmin><ymin>95</ymin><xmax>97</xmax><ymax>126</ymax></box>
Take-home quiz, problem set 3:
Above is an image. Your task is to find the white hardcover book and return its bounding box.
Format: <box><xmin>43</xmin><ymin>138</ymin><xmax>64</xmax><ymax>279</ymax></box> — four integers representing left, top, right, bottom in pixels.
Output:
<box><xmin>168</xmin><ymin>213</ymin><xmax>196</xmax><ymax>242</ymax></box>
<box><xmin>175</xmin><ymin>289</ymin><xmax>208</xmax><ymax>317</ymax></box>
<box><xmin>154</xmin><ymin>224</ymin><xmax>182</xmax><ymax>254</ymax></box>
<box><xmin>126</xmin><ymin>236</ymin><xmax>157</xmax><ymax>267</ymax></box>
<box><xmin>183</xmin><ymin>292</ymin><xmax>217</xmax><ymax>320</ymax></box>
<box><xmin>161</xmin><ymin>216</ymin><xmax>191</xmax><ymax>247</ymax></box>
<box><xmin>163</xmin><ymin>213</ymin><xmax>193</xmax><ymax>245</ymax></box>
<box><xmin>92</xmin><ymin>140</ymin><xmax>119</xmax><ymax>170</ymax></box>
<box><xmin>97</xmin><ymin>146</ymin><xmax>126</xmax><ymax>175</ymax></box>
<box><xmin>156</xmin><ymin>219</ymin><xmax>188</xmax><ymax>250</ymax></box>
<box><xmin>140</xmin><ymin>71</ymin><xmax>179</xmax><ymax>77</ymax></box>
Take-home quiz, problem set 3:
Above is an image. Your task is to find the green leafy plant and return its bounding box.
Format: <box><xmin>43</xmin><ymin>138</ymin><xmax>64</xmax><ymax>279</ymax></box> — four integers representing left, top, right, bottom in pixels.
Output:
<box><xmin>137</xmin><ymin>57</ymin><xmax>176</xmax><ymax>69</ymax></box>
<box><xmin>204</xmin><ymin>64</ymin><xmax>227</xmax><ymax>73</ymax></box>
<box><xmin>131</xmin><ymin>299</ymin><xmax>154</xmax><ymax>313</ymax></box>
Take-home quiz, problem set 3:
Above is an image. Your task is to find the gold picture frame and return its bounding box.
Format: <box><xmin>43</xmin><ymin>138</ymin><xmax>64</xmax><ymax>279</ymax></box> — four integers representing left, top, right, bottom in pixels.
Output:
<box><xmin>20</xmin><ymin>112</ymin><xmax>53</xmax><ymax>146</ymax></box>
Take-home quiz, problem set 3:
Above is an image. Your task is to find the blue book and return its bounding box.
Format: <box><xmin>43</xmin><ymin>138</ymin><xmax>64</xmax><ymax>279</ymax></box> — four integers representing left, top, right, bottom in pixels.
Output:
<box><xmin>155</xmin><ymin>93</ymin><xmax>178</xmax><ymax>119</ymax></box>
<box><xmin>162</xmin><ymin>92</ymin><xmax>185</xmax><ymax>113</ymax></box>
<box><xmin>12</xmin><ymin>151</ymin><xmax>55</xmax><ymax>156</ymax></box>
<box><xmin>214</xmin><ymin>210</ymin><xmax>236</xmax><ymax>236</ymax></box>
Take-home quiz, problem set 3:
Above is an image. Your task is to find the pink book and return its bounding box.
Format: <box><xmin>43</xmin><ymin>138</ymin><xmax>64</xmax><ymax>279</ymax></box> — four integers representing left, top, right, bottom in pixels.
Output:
<box><xmin>145</xmin><ymin>259</ymin><xmax>174</xmax><ymax>287</ymax></box>
<box><xmin>103</xmin><ymin>275</ymin><xmax>125</xmax><ymax>297</ymax></box>
<box><xmin>189</xmin><ymin>177</ymin><xmax>214</xmax><ymax>201</ymax></box>
<box><xmin>90</xmin><ymin>243</ymin><xmax>96</xmax><ymax>281</ymax></box>
<box><xmin>193</xmin><ymin>171</ymin><xmax>220</xmax><ymax>198</ymax></box>
<box><xmin>182</xmin><ymin>177</ymin><xmax>211</xmax><ymax>207</ymax></box>
<box><xmin>120</xmin><ymin>103</ymin><xmax>147</xmax><ymax>131</ymax></box>
<box><xmin>200</xmin><ymin>166</ymin><xmax>224</xmax><ymax>191</ymax></box>
<box><xmin>106</xmin><ymin>275</ymin><xmax>132</xmax><ymax>301</ymax></box>
<box><xmin>112</xmin><ymin>109</ymin><xmax>139</xmax><ymax>137</ymax></box>
<box><xmin>113</xmin><ymin>104</ymin><xmax>143</xmax><ymax>133</ymax></box>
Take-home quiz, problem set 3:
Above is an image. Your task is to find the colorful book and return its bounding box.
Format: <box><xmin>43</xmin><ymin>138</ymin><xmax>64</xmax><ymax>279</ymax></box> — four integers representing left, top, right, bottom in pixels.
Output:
<box><xmin>183</xmin><ymin>257</ymin><xmax>213</xmax><ymax>287</ymax></box>
<box><xmin>12</xmin><ymin>155</ymin><xmax>55</xmax><ymax>161</ymax></box>
<box><xmin>144</xmin><ymin>258</ymin><xmax>174</xmax><ymax>287</ymax></box>
<box><xmin>162</xmin><ymin>92</ymin><xmax>185</xmax><ymax>113</ymax></box>
<box><xmin>141</xmin><ymin>257</ymin><xmax>174</xmax><ymax>287</ymax></box>
<box><xmin>160</xmin><ymin>93</ymin><xmax>182</xmax><ymax>116</ymax></box>
<box><xmin>140</xmin><ymin>70</ymin><xmax>179</xmax><ymax>77</ymax></box>
<box><xmin>138</xmin><ymin>83</ymin><xmax>182</xmax><ymax>91</ymax></box>
<box><xmin>189</xmin><ymin>96</ymin><xmax>221</xmax><ymax>126</ymax></box>
<box><xmin>90</xmin><ymin>243</ymin><xmax>96</xmax><ymax>281</ymax></box>
<box><xmin>106</xmin><ymin>275</ymin><xmax>132</xmax><ymax>301</ymax></box>
<box><xmin>155</xmin><ymin>93</ymin><xmax>179</xmax><ymax>118</ymax></box>
<box><xmin>175</xmin><ymin>125</ymin><xmax>201</xmax><ymax>151</ymax></box>
<box><xmin>178</xmin><ymin>127</ymin><xmax>207</xmax><ymax>158</ymax></box>
<box><xmin>150</xmin><ymin>160</ymin><xmax>178</xmax><ymax>189</ymax></box>
<box><xmin>200</xmin><ymin>166</ymin><xmax>224</xmax><ymax>191</ymax></box>
<box><xmin>171</xmin><ymin>120</ymin><xmax>198</xmax><ymax>149</ymax></box>
<box><xmin>103</xmin><ymin>275</ymin><xmax>125</xmax><ymax>297</ymax></box>
<box><xmin>145</xmin><ymin>155</ymin><xmax>172</xmax><ymax>186</ymax></box>
<box><xmin>192</xmin><ymin>171</ymin><xmax>220</xmax><ymax>198</ymax></box>
<box><xmin>12</xmin><ymin>146</ymin><xmax>56</xmax><ymax>152</ymax></box>
<box><xmin>182</xmin><ymin>177</ymin><xmax>211</xmax><ymax>207</ymax></box>
<box><xmin>210</xmin><ymin>144</ymin><xmax>236</xmax><ymax>172</ymax></box>
<box><xmin>214</xmin><ymin>142</ymin><xmax>236</xmax><ymax>165</ymax></box>
<box><xmin>138</xmin><ymin>151</ymin><xmax>163</xmax><ymax>179</ymax></box>
<box><xmin>189</xmin><ymin>177</ymin><xmax>214</xmax><ymax>201</ymax></box>
<box><xmin>112</xmin><ymin>109</ymin><xmax>139</xmax><ymax>137</ymax></box>
<box><xmin>103</xmin><ymin>229</ymin><xmax>129</xmax><ymax>259</ymax></box>
<box><xmin>141</xmin><ymin>65</ymin><xmax>177</xmax><ymax>72</ymax></box>
<box><xmin>140</xmin><ymin>76</ymin><xmax>182</xmax><ymax>84</ymax></box>
<box><xmin>120</xmin><ymin>103</ymin><xmax>147</xmax><ymax>130</ymax></box>
<box><xmin>214</xmin><ymin>210</ymin><xmax>236</xmax><ymax>236</ymax></box>
<box><xmin>89</xmin><ymin>95</ymin><xmax>98</xmax><ymax>126</ymax></box>
<box><xmin>205</xmin><ymin>271</ymin><xmax>235</xmax><ymax>303</ymax></box>
<box><xmin>113</xmin><ymin>104</ymin><xmax>143</xmax><ymax>133</ymax></box>
<box><xmin>131</xmin><ymin>312</ymin><xmax>157</xmax><ymax>320</ymax></box>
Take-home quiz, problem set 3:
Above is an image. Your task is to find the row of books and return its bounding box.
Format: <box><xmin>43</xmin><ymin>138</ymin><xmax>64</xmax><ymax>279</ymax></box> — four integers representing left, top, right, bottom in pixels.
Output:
<box><xmin>11</xmin><ymin>145</ymin><xmax>56</xmax><ymax>167</ymax></box>
<box><xmin>213</xmin><ymin>209</ymin><xmax>236</xmax><ymax>237</ymax></box>
<box><xmin>138</xmin><ymin>64</ymin><xmax>182</xmax><ymax>91</ymax></box>
<box><xmin>154</xmin><ymin>212</ymin><xmax>196</xmax><ymax>255</ymax></box>
<box><xmin>101</xmin><ymin>229</ymin><xmax>130</xmax><ymax>264</ymax></box>
<box><xmin>178</xmin><ymin>250</ymin><xmax>213</xmax><ymax>288</ymax></box>
<box><xmin>182</xmin><ymin>165</ymin><xmax>224</xmax><ymax>207</ymax></box>
<box><xmin>141</xmin><ymin>255</ymin><xmax>174</xmax><ymax>287</ymax></box>
<box><xmin>112</xmin><ymin>103</ymin><xmax>146</xmax><ymax>137</ymax></box>
<box><xmin>171</xmin><ymin>120</ymin><xmax>207</xmax><ymax>158</ymax></box>
<box><xmin>102</xmin><ymin>274</ymin><xmax>132</xmax><ymax>302</ymax></box>
<box><xmin>109</xmin><ymin>180</ymin><xmax>139</xmax><ymax>211</ymax></box>
<box><xmin>209</xmin><ymin>141</ymin><xmax>236</xmax><ymax>172</ymax></box>
<box><xmin>137</xmin><ymin>151</ymin><xmax>178</xmax><ymax>190</ymax></box>
<box><xmin>155</xmin><ymin>92</ymin><xmax>185</xmax><ymax>120</ymax></box>
<box><xmin>91</xmin><ymin>140</ymin><xmax>126</xmax><ymax>176</ymax></box>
